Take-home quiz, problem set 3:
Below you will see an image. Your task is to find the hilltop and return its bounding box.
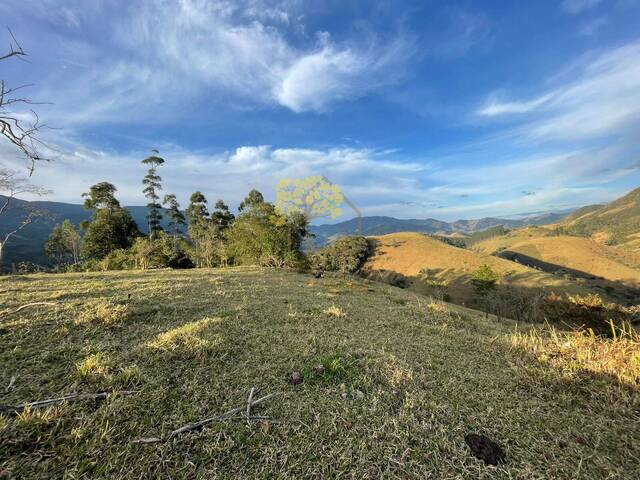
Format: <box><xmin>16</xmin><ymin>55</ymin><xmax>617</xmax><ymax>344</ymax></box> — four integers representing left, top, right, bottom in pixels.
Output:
<box><xmin>1</xmin><ymin>268</ymin><xmax>637</xmax><ymax>478</ymax></box>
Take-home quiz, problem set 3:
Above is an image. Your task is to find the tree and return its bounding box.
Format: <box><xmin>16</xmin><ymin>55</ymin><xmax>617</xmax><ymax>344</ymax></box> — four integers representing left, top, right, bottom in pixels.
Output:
<box><xmin>0</xmin><ymin>168</ymin><xmax>49</xmax><ymax>265</ymax></box>
<box><xmin>211</xmin><ymin>199</ymin><xmax>234</xmax><ymax>231</ymax></box>
<box><xmin>80</xmin><ymin>183</ymin><xmax>141</xmax><ymax>259</ymax></box>
<box><xmin>226</xmin><ymin>189</ymin><xmax>307</xmax><ymax>267</ymax></box>
<box><xmin>1</xmin><ymin>30</ymin><xmax>49</xmax><ymax>172</ymax></box>
<box><xmin>163</xmin><ymin>194</ymin><xmax>186</xmax><ymax>236</ymax></box>
<box><xmin>141</xmin><ymin>151</ymin><xmax>165</xmax><ymax>237</ymax></box>
<box><xmin>45</xmin><ymin>219</ymin><xmax>81</xmax><ymax>265</ymax></box>
<box><xmin>185</xmin><ymin>191</ymin><xmax>209</xmax><ymax>227</ymax></box>
<box><xmin>471</xmin><ymin>264</ymin><xmax>499</xmax><ymax>316</ymax></box>
<box><xmin>82</xmin><ymin>182</ymin><xmax>120</xmax><ymax>211</ymax></box>
<box><xmin>238</xmin><ymin>189</ymin><xmax>265</xmax><ymax>212</ymax></box>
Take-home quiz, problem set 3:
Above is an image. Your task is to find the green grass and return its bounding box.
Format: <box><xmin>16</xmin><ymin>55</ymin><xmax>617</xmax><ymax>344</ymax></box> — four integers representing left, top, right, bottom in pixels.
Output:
<box><xmin>0</xmin><ymin>267</ymin><xmax>638</xmax><ymax>479</ymax></box>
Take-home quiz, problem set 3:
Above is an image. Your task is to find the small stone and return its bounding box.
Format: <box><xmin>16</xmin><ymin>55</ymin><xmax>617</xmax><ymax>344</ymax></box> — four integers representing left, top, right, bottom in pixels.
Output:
<box><xmin>465</xmin><ymin>433</ymin><xmax>506</xmax><ymax>466</ymax></box>
<box><xmin>354</xmin><ymin>389</ymin><xmax>364</xmax><ymax>399</ymax></box>
<box><xmin>288</xmin><ymin>372</ymin><xmax>303</xmax><ymax>385</ymax></box>
<box><xmin>313</xmin><ymin>364</ymin><xmax>326</xmax><ymax>375</ymax></box>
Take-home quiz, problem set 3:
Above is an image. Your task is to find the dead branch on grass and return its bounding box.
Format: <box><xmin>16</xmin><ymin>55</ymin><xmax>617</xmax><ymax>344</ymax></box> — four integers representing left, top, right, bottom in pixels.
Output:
<box><xmin>134</xmin><ymin>390</ymin><xmax>279</xmax><ymax>444</ymax></box>
<box><xmin>0</xmin><ymin>301</ymin><xmax>59</xmax><ymax>319</ymax></box>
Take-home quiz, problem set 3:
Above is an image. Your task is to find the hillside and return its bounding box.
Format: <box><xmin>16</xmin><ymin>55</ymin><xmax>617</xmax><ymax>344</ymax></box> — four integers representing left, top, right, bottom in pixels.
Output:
<box><xmin>361</xmin><ymin>232</ymin><xmax>597</xmax><ymax>305</ymax></box>
<box><xmin>562</xmin><ymin>187</ymin><xmax>640</xmax><ymax>248</ymax></box>
<box><xmin>1</xmin><ymin>268</ymin><xmax>637</xmax><ymax>478</ymax></box>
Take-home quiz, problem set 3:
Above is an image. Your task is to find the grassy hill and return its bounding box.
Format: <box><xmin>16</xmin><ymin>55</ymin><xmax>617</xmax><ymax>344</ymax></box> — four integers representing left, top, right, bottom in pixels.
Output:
<box><xmin>1</xmin><ymin>268</ymin><xmax>637</xmax><ymax>478</ymax></box>
<box><xmin>361</xmin><ymin>232</ymin><xmax>598</xmax><ymax>305</ymax></box>
<box><xmin>562</xmin><ymin>187</ymin><xmax>640</xmax><ymax>248</ymax></box>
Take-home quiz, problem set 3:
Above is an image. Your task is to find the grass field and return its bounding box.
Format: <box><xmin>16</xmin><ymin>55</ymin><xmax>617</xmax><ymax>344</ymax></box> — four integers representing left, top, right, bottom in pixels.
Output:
<box><xmin>1</xmin><ymin>268</ymin><xmax>638</xmax><ymax>479</ymax></box>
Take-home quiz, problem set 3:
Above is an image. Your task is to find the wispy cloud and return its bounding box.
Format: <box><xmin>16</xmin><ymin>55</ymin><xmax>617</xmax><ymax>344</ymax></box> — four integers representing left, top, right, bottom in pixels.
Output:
<box><xmin>26</xmin><ymin>0</ymin><xmax>415</xmax><ymax>124</ymax></box>
<box><xmin>561</xmin><ymin>0</ymin><xmax>603</xmax><ymax>15</ymax></box>
<box><xmin>477</xmin><ymin>41</ymin><xmax>640</xmax><ymax>140</ymax></box>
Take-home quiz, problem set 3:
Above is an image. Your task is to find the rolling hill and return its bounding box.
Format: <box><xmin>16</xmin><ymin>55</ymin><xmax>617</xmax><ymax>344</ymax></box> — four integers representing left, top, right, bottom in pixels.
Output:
<box><xmin>361</xmin><ymin>232</ymin><xmax>601</xmax><ymax>305</ymax></box>
<box><xmin>561</xmin><ymin>187</ymin><xmax>640</xmax><ymax>249</ymax></box>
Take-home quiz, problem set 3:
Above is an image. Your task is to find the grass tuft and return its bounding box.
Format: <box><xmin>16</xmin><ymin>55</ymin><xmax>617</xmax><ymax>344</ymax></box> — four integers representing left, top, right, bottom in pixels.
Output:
<box><xmin>323</xmin><ymin>305</ymin><xmax>346</xmax><ymax>318</ymax></box>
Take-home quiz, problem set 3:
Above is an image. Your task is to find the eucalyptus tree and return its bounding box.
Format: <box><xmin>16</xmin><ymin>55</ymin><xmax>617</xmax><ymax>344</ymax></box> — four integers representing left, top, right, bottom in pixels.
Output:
<box><xmin>141</xmin><ymin>150</ymin><xmax>165</xmax><ymax>237</ymax></box>
<box><xmin>163</xmin><ymin>194</ymin><xmax>186</xmax><ymax>237</ymax></box>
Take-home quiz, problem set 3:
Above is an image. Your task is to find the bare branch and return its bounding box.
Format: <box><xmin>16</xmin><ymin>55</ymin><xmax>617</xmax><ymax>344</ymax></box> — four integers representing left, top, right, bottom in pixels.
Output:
<box><xmin>1</xmin><ymin>30</ymin><xmax>51</xmax><ymax>172</ymax></box>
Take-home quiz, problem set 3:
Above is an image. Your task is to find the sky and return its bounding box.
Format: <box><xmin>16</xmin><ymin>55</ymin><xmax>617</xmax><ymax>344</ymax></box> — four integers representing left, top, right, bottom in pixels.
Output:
<box><xmin>1</xmin><ymin>0</ymin><xmax>640</xmax><ymax>222</ymax></box>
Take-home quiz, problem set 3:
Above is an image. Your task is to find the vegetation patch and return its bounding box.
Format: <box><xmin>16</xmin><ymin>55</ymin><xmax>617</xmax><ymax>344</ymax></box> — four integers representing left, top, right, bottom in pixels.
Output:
<box><xmin>76</xmin><ymin>299</ymin><xmax>131</xmax><ymax>325</ymax></box>
<box><xmin>301</xmin><ymin>353</ymin><xmax>364</xmax><ymax>385</ymax></box>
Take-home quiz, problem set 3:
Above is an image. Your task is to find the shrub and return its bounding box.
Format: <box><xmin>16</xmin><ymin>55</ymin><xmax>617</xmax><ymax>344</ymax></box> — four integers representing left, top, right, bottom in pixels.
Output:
<box><xmin>310</xmin><ymin>236</ymin><xmax>370</xmax><ymax>273</ymax></box>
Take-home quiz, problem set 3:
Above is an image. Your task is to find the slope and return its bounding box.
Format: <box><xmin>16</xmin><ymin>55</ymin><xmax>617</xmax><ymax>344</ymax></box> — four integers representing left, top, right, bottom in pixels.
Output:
<box><xmin>0</xmin><ymin>268</ymin><xmax>637</xmax><ymax>478</ymax></box>
<box><xmin>562</xmin><ymin>187</ymin><xmax>640</xmax><ymax>248</ymax></box>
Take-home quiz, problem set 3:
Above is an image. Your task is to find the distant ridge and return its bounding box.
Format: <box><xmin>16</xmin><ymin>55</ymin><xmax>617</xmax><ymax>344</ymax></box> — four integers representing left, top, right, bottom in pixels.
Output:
<box><xmin>310</xmin><ymin>211</ymin><xmax>573</xmax><ymax>246</ymax></box>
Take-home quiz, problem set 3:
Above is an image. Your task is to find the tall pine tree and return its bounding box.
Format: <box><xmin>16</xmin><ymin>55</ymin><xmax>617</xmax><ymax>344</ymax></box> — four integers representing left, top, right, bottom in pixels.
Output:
<box><xmin>141</xmin><ymin>150</ymin><xmax>165</xmax><ymax>237</ymax></box>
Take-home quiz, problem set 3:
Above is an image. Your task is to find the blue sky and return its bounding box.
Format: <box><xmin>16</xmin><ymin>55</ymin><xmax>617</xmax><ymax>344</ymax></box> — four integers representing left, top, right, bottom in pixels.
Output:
<box><xmin>2</xmin><ymin>0</ymin><xmax>640</xmax><ymax>222</ymax></box>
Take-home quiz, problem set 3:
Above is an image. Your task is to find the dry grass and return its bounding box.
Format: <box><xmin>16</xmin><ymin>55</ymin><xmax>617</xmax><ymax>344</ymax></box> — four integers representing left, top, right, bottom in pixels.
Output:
<box><xmin>0</xmin><ymin>267</ymin><xmax>638</xmax><ymax>478</ymax></box>
<box><xmin>474</xmin><ymin>234</ymin><xmax>640</xmax><ymax>281</ymax></box>
<box><xmin>510</xmin><ymin>323</ymin><xmax>640</xmax><ymax>386</ymax></box>
<box><xmin>323</xmin><ymin>305</ymin><xmax>346</xmax><ymax>318</ymax></box>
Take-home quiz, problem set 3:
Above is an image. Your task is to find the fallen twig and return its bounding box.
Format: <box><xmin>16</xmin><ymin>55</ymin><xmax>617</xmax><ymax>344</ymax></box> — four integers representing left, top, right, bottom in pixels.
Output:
<box><xmin>0</xmin><ymin>301</ymin><xmax>59</xmax><ymax>319</ymax></box>
<box><xmin>0</xmin><ymin>390</ymin><xmax>137</xmax><ymax>415</ymax></box>
<box><xmin>246</xmin><ymin>387</ymin><xmax>255</xmax><ymax>418</ymax></box>
<box><xmin>135</xmin><ymin>391</ymin><xmax>279</xmax><ymax>444</ymax></box>
<box><xmin>3</xmin><ymin>375</ymin><xmax>16</xmax><ymax>394</ymax></box>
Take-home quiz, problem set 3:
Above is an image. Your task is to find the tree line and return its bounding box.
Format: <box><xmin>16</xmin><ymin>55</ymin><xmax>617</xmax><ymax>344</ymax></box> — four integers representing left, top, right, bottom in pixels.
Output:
<box><xmin>45</xmin><ymin>152</ymin><xmax>309</xmax><ymax>271</ymax></box>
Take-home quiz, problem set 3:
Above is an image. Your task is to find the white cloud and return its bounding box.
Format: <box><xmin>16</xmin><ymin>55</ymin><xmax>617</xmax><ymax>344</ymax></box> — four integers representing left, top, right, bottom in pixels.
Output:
<box><xmin>477</xmin><ymin>41</ymin><xmax>640</xmax><ymax>140</ymax></box>
<box><xmin>27</xmin><ymin>0</ymin><xmax>414</xmax><ymax>124</ymax></box>
<box><xmin>561</xmin><ymin>0</ymin><xmax>603</xmax><ymax>15</ymax></box>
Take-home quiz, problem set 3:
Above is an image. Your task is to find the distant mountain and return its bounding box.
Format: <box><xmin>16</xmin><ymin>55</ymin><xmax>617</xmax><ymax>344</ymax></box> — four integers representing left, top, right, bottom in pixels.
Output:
<box><xmin>0</xmin><ymin>196</ymin><xmax>170</xmax><ymax>269</ymax></box>
<box><xmin>562</xmin><ymin>187</ymin><xmax>640</xmax><ymax>249</ymax></box>
<box><xmin>310</xmin><ymin>211</ymin><xmax>573</xmax><ymax>246</ymax></box>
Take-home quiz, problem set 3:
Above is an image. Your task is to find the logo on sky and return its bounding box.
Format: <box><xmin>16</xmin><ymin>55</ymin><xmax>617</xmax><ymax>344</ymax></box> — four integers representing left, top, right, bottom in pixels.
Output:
<box><xmin>276</xmin><ymin>176</ymin><xmax>362</xmax><ymax>233</ymax></box>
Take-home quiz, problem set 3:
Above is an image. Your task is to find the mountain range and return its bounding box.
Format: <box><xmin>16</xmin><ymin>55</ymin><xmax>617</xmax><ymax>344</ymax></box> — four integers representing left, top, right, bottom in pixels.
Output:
<box><xmin>308</xmin><ymin>210</ymin><xmax>575</xmax><ymax>246</ymax></box>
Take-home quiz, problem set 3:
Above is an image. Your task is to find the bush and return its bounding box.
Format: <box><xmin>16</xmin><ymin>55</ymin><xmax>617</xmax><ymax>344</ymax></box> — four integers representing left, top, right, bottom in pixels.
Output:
<box><xmin>310</xmin><ymin>236</ymin><xmax>370</xmax><ymax>273</ymax></box>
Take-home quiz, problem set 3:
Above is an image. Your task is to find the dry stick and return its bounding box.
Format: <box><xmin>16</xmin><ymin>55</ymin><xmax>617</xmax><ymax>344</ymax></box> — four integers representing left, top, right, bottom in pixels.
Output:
<box><xmin>135</xmin><ymin>391</ymin><xmax>279</xmax><ymax>444</ymax></box>
<box><xmin>0</xmin><ymin>301</ymin><xmax>58</xmax><ymax>318</ymax></box>
<box><xmin>4</xmin><ymin>375</ymin><xmax>16</xmax><ymax>393</ymax></box>
<box><xmin>246</xmin><ymin>387</ymin><xmax>255</xmax><ymax>418</ymax></box>
<box><xmin>0</xmin><ymin>390</ymin><xmax>137</xmax><ymax>415</ymax></box>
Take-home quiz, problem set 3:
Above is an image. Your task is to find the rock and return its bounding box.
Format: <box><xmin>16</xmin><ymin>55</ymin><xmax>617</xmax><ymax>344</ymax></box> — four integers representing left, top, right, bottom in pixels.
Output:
<box><xmin>288</xmin><ymin>372</ymin><xmax>303</xmax><ymax>385</ymax></box>
<box><xmin>313</xmin><ymin>364</ymin><xmax>326</xmax><ymax>375</ymax></box>
<box><xmin>464</xmin><ymin>433</ymin><xmax>506</xmax><ymax>466</ymax></box>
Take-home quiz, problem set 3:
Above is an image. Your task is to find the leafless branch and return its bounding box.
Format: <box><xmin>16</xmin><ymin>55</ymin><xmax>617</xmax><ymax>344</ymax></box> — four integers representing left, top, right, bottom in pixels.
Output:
<box><xmin>135</xmin><ymin>391</ymin><xmax>279</xmax><ymax>444</ymax></box>
<box><xmin>1</xmin><ymin>30</ymin><xmax>51</xmax><ymax>173</ymax></box>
